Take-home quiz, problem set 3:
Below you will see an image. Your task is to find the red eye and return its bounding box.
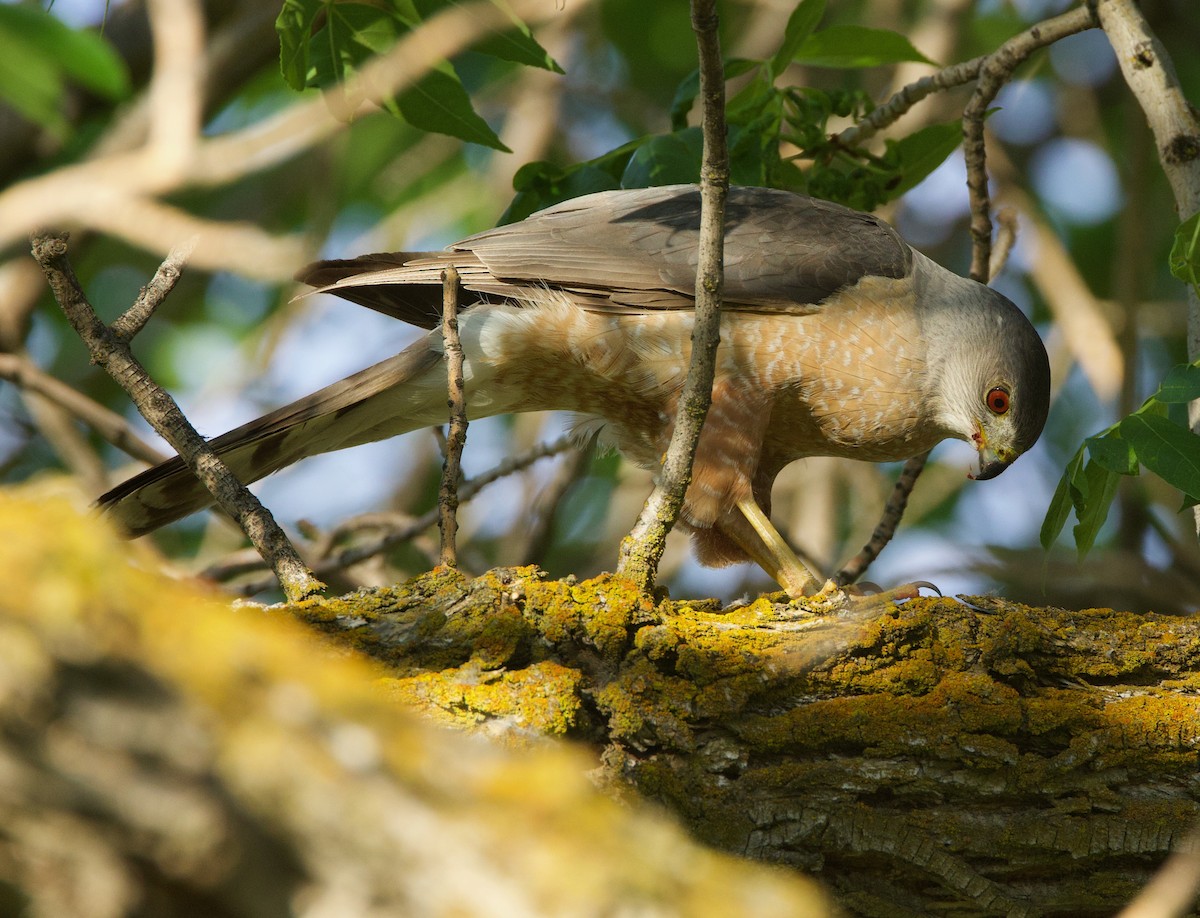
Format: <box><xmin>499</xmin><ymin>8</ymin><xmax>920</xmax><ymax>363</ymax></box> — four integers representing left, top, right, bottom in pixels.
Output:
<box><xmin>986</xmin><ymin>387</ymin><xmax>1010</xmax><ymax>415</ymax></box>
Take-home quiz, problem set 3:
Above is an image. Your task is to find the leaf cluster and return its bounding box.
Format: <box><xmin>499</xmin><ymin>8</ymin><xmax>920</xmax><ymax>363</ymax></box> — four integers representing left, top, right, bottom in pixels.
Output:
<box><xmin>1041</xmin><ymin>360</ymin><xmax>1200</xmax><ymax>556</ymax></box>
<box><xmin>276</xmin><ymin>0</ymin><xmax>562</xmax><ymax>151</ymax></box>
<box><xmin>0</xmin><ymin>4</ymin><xmax>129</xmax><ymax>136</ymax></box>
<box><xmin>1040</xmin><ymin>213</ymin><xmax>1200</xmax><ymax>557</ymax></box>
<box><xmin>502</xmin><ymin>0</ymin><xmax>961</xmax><ymax>222</ymax></box>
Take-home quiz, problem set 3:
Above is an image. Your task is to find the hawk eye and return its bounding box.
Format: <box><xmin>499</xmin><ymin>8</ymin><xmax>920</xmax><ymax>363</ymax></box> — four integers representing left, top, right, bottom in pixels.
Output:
<box><xmin>986</xmin><ymin>387</ymin><xmax>1011</xmax><ymax>415</ymax></box>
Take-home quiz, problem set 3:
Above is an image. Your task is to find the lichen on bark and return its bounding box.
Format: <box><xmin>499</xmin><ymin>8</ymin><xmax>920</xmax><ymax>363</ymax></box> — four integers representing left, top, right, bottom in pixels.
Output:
<box><xmin>287</xmin><ymin>565</ymin><xmax>1200</xmax><ymax>916</ymax></box>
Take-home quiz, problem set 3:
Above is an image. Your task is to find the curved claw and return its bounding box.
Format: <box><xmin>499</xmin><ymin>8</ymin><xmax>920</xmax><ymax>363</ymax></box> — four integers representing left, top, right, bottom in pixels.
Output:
<box><xmin>909</xmin><ymin>580</ymin><xmax>942</xmax><ymax>598</ymax></box>
<box><xmin>843</xmin><ymin>580</ymin><xmax>940</xmax><ymax>600</ymax></box>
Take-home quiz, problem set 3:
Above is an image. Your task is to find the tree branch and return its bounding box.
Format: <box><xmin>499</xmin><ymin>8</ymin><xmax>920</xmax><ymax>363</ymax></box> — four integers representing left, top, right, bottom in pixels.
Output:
<box><xmin>834</xmin><ymin>5</ymin><xmax>1098</xmax><ymax>152</ymax></box>
<box><xmin>208</xmin><ymin>436</ymin><xmax>577</xmax><ymax>594</ymax></box>
<box><xmin>0</xmin><ymin>353</ymin><xmax>169</xmax><ymax>467</ymax></box>
<box><xmin>617</xmin><ymin>0</ymin><xmax>728</xmax><ymax>594</ymax></box>
<box><xmin>111</xmin><ymin>238</ymin><xmax>195</xmax><ymax>343</ymax></box>
<box><xmin>843</xmin><ymin>4</ymin><xmax>1100</xmax><ymax>584</ymax></box>
<box><xmin>30</xmin><ymin>233</ymin><xmax>322</xmax><ymax>602</ymax></box>
<box><xmin>963</xmin><ymin>3</ymin><xmax>1100</xmax><ymax>282</ymax></box>
<box><xmin>1095</xmin><ymin>0</ymin><xmax>1200</xmax><ymax>538</ymax></box>
<box><xmin>836</xmin><ymin>452</ymin><xmax>929</xmax><ymax>587</ymax></box>
<box><xmin>0</xmin><ymin>0</ymin><xmax>570</xmax><ymax>270</ymax></box>
<box><xmin>438</xmin><ymin>267</ymin><xmax>466</xmax><ymax>569</ymax></box>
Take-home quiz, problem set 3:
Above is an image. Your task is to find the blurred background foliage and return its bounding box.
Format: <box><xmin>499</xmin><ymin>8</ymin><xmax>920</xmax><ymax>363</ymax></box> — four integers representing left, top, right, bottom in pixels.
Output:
<box><xmin>1</xmin><ymin>0</ymin><xmax>1198</xmax><ymax>612</ymax></box>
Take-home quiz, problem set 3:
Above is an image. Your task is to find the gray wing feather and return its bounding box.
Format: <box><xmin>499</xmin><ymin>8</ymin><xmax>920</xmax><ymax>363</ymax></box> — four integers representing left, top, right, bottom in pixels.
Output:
<box><xmin>298</xmin><ymin>185</ymin><xmax>913</xmax><ymax>323</ymax></box>
<box><xmin>458</xmin><ymin>185</ymin><xmax>911</xmax><ymax>310</ymax></box>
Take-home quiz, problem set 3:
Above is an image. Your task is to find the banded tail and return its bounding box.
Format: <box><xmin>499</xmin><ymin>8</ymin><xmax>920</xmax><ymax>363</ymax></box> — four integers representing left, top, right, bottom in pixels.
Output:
<box><xmin>98</xmin><ymin>341</ymin><xmax>451</xmax><ymax>537</ymax></box>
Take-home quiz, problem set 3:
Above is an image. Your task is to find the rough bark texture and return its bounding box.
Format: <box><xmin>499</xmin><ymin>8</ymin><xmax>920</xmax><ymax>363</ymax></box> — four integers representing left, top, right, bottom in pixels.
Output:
<box><xmin>292</xmin><ymin>569</ymin><xmax>1200</xmax><ymax>918</ymax></box>
<box><xmin>0</xmin><ymin>483</ymin><xmax>829</xmax><ymax>918</ymax></box>
<box><xmin>2</xmin><ymin>482</ymin><xmax>1198</xmax><ymax>917</ymax></box>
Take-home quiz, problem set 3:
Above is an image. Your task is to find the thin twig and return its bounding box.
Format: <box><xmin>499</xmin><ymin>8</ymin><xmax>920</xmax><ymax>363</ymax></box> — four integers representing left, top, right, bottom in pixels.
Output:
<box><xmin>112</xmin><ymin>237</ymin><xmax>196</xmax><ymax>342</ymax></box>
<box><xmin>835</xmin><ymin>6</ymin><xmax>1096</xmax><ymax>153</ymax></box>
<box><xmin>988</xmin><ymin>206</ymin><xmax>1018</xmax><ymax>280</ymax></box>
<box><xmin>210</xmin><ymin>436</ymin><xmax>577</xmax><ymax>592</ymax></box>
<box><xmin>836</xmin><ymin>452</ymin><xmax>929</xmax><ymax>586</ymax></box>
<box><xmin>439</xmin><ymin>267</ymin><xmax>466</xmax><ymax>568</ymax></box>
<box><xmin>0</xmin><ymin>352</ymin><xmax>169</xmax><ymax>466</ymax></box>
<box><xmin>520</xmin><ymin>440</ymin><xmax>594</xmax><ymax>566</ymax></box>
<box><xmin>30</xmin><ymin>232</ymin><xmax>323</xmax><ymax>602</ymax></box>
<box><xmin>833</xmin><ymin>55</ymin><xmax>987</xmax><ymax>150</ymax></box>
<box><xmin>616</xmin><ymin>0</ymin><xmax>728</xmax><ymax>594</ymax></box>
<box><xmin>963</xmin><ymin>3</ymin><xmax>1099</xmax><ymax>282</ymax></box>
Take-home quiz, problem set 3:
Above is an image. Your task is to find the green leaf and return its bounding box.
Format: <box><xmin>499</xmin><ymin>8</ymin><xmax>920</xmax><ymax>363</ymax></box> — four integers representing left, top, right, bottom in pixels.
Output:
<box><xmin>501</xmin><ymin>162</ymin><xmax>623</xmax><ymax>224</ymax></box>
<box><xmin>0</xmin><ymin>21</ymin><xmax>63</xmax><ymax>130</ymax></box>
<box><xmin>408</xmin><ymin>0</ymin><xmax>559</xmax><ymax>70</ymax></box>
<box><xmin>0</xmin><ymin>4</ymin><xmax>128</xmax><ymax>100</ymax></box>
<box><xmin>1169</xmin><ymin>210</ymin><xmax>1200</xmax><ymax>297</ymax></box>
<box><xmin>474</xmin><ymin>28</ymin><xmax>561</xmax><ymax>71</ymax></box>
<box><xmin>276</xmin><ymin>0</ymin><xmax>321</xmax><ymax>90</ymax></box>
<box><xmin>621</xmin><ymin>128</ymin><xmax>704</xmax><ymax>187</ymax></box>
<box><xmin>281</xmin><ymin>2</ymin><xmax>401</xmax><ymax>91</ymax></box>
<box><xmin>1151</xmin><ymin>361</ymin><xmax>1200</xmax><ymax>404</ymax></box>
<box><xmin>793</xmin><ymin>25</ymin><xmax>936</xmax><ymax>69</ymax></box>
<box><xmin>888</xmin><ymin>120</ymin><xmax>963</xmax><ymax>196</ymax></box>
<box><xmin>0</xmin><ymin>4</ymin><xmax>129</xmax><ymax>130</ymax></box>
<box><xmin>727</xmin><ymin>71</ymin><xmax>783</xmax><ymax>123</ymax></box>
<box><xmin>392</xmin><ymin>0</ymin><xmax>423</xmax><ymax>27</ymax></box>
<box><xmin>1085</xmin><ymin>431</ymin><xmax>1137</xmax><ymax>475</ymax></box>
<box><xmin>1040</xmin><ymin>456</ymin><xmax>1079</xmax><ymax>550</ymax></box>
<box><xmin>1071</xmin><ymin>458</ymin><xmax>1121</xmax><ymax>558</ymax></box>
<box><xmin>1120</xmin><ymin>412</ymin><xmax>1200</xmax><ymax>503</ymax></box>
<box><xmin>769</xmin><ymin>0</ymin><xmax>826</xmax><ymax>79</ymax></box>
<box><xmin>473</xmin><ymin>0</ymin><xmax>562</xmax><ymax>72</ymax></box>
<box><xmin>397</xmin><ymin>63</ymin><xmax>510</xmax><ymax>150</ymax></box>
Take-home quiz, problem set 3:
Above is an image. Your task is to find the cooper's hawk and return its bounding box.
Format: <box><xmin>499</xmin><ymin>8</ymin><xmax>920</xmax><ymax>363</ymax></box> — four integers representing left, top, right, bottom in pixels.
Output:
<box><xmin>98</xmin><ymin>185</ymin><xmax>1051</xmax><ymax>597</ymax></box>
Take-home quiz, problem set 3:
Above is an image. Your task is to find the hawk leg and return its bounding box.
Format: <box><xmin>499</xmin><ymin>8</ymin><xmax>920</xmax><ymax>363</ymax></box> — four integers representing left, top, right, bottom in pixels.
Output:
<box><xmin>725</xmin><ymin>497</ymin><xmax>824</xmax><ymax>599</ymax></box>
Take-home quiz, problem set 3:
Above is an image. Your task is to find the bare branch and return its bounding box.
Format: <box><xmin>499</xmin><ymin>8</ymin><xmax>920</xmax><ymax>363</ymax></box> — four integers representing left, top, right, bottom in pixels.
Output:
<box><xmin>835</xmin><ymin>452</ymin><xmax>929</xmax><ymax>587</ymax></box>
<box><xmin>145</xmin><ymin>0</ymin><xmax>205</xmax><ymax>179</ymax></box>
<box><xmin>439</xmin><ymin>267</ymin><xmax>466</xmax><ymax>569</ymax></box>
<box><xmin>207</xmin><ymin>436</ymin><xmax>578</xmax><ymax>593</ymax></box>
<box><xmin>833</xmin><ymin>56</ymin><xmax>986</xmax><ymax>150</ymax></box>
<box><xmin>845</xmin><ymin>4</ymin><xmax>1099</xmax><ymax>584</ymax></box>
<box><xmin>963</xmin><ymin>3</ymin><xmax>1099</xmax><ymax>282</ymax></box>
<box><xmin>52</xmin><ymin>191</ymin><xmax>309</xmax><ymax>282</ymax></box>
<box><xmin>617</xmin><ymin>0</ymin><xmax>728</xmax><ymax>594</ymax></box>
<box><xmin>0</xmin><ymin>0</ymin><xmax>571</xmax><ymax>267</ymax></box>
<box><xmin>112</xmin><ymin>238</ymin><xmax>196</xmax><ymax>343</ymax></box>
<box><xmin>0</xmin><ymin>353</ymin><xmax>169</xmax><ymax>467</ymax></box>
<box><xmin>520</xmin><ymin>442</ymin><xmax>594</xmax><ymax>566</ymax></box>
<box><xmin>988</xmin><ymin>206</ymin><xmax>1018</xmax><ymax>280</ymax></box>
<box><xmin>30</xmin><ymin>233</ymin><xmax>322</xmax><ymax>602</ymax></box>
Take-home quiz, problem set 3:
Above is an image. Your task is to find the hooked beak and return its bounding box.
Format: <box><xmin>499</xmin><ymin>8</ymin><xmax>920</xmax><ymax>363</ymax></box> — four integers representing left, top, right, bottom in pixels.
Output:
<box><xmin>968</xmin><ymin>424</ymin><xmax>1017</xmax><ymax>481</ymax></box>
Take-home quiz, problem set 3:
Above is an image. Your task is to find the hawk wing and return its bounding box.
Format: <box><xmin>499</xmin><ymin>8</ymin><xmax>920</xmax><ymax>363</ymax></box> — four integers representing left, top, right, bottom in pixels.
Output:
<box><xmin>297</xmin><ymin>185</ymin><xmax>912</xmax><ymax>328</ymax></box>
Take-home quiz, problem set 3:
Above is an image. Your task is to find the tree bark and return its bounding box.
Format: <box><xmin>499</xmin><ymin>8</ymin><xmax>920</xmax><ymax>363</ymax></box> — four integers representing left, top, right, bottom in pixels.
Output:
<box><xmin>292</xmin><ymin>568</ymin><xmax>1200</xmax><ymax>917</ymax></box>
<box><xmin>0</xmin><ymin>484</ymin><xmax>829</xmax><ymax>918</ymax></box>
<box><xmin>3</xmin><ymin>483</ymin><xmax>1197</xmax><ymax>917</ymax></box>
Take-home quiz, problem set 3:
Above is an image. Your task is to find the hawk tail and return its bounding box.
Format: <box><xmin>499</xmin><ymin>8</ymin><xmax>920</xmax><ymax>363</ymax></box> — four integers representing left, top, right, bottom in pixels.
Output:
<box><xmin>98</xmin><ymin>339</ymin><xmax>449</xmax><ymax>537</ymax></box>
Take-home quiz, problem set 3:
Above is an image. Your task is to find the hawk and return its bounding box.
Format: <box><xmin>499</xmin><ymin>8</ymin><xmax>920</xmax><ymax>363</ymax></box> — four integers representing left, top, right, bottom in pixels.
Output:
<box><xmin>99</xmin><ymin>185</ymin><xmax>1051</xmax><ymax>597</ymax></box>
